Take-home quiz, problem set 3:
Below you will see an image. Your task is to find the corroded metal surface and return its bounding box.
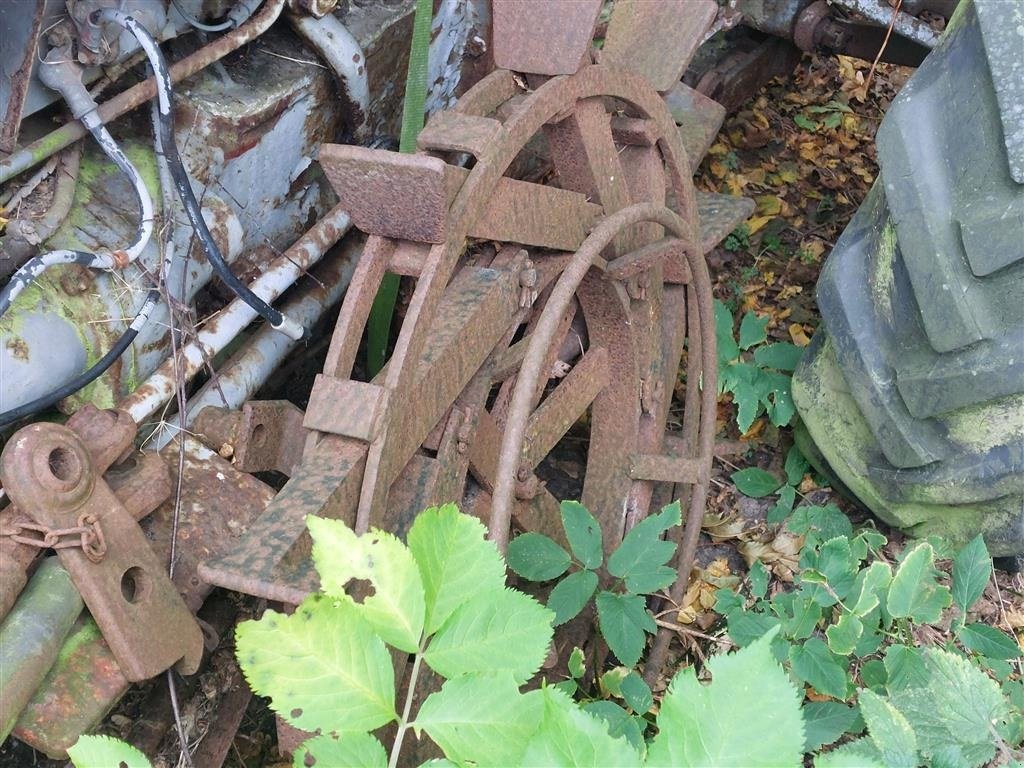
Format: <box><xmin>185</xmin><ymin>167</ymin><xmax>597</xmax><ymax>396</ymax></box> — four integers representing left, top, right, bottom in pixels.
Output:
<box><xmin>491</xmin><ymin>0</ymin><xmax>602</xmax><ymax>75</ymax></box>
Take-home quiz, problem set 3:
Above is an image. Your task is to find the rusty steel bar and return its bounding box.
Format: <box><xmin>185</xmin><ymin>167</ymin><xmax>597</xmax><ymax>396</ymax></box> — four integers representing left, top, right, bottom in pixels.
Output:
<box><xmin>489</xmin><ymin>203</ymin><xmax>702</xmax><ymax>552</ymax></box>
<box><xmin>0</xmin><ymin>557</ymin><xmax>82</xmax><ymax>742</ymax></box>
<box><xmin>0</xmin><ymin>0</ymin><xmax>286</xmax><ymax>184</ymax></box>
<box><xmin>120</xmin><ymin>205</ymin><xmax>351</xmax><ymax>425</ymax></box>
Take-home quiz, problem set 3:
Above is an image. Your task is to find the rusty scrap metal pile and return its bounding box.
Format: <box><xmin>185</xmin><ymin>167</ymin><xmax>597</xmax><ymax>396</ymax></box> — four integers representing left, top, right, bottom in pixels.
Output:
<box><xmin>0</xmin><ymin>0</ymin><xmax>949</xmax><ymax>762</ymax></box>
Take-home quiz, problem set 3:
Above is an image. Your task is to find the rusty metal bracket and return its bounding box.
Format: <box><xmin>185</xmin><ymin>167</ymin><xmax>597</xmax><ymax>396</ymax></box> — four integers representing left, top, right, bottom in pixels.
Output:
<box><xmin>0</xmin><ymin>422</ymin><xmax>204</xmax><ymax>682</ymax></box>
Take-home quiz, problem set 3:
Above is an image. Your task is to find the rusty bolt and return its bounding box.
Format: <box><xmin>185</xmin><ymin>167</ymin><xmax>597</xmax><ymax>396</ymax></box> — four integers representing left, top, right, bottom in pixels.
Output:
<box><xmin>519</xmin><ymin>260</ymin><xmax>538</xmax><ymax>309</ymax></box>
<box><xmin>217</xmin><ymin>443</ymin><xmax>234</xmax><ymax>459</ymax></box>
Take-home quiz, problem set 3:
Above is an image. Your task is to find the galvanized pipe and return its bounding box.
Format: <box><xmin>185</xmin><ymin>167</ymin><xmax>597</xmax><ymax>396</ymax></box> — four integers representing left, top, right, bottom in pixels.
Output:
<box><xmin>152</xmin><ymin>237</ymin><xmax>362</xmax><ymax>449</ymax></box>
<box><xmin>0</xmin><ymin>0</ymin><xmax>286</xmax><ymax>184</ymax></box>
<box><xmin>0</xmin><ymin>557</ymin><xmax>83</xmax><ymax>742</ymax></box>
<box><xmin>120</xmin><ymin>205</ymin><xmax>351</xmax><ymax>424</ymax></box>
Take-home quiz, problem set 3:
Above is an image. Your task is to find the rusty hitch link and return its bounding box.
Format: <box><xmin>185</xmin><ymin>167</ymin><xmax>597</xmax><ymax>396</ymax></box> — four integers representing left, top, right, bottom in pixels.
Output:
<box><xmin>0</xmin><ymin>421</ymin><xmax>204</xmax><ymax>682</ymax></box>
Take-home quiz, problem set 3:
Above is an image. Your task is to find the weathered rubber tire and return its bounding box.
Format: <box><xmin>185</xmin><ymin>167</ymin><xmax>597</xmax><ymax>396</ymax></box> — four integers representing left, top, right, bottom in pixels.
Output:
<box><xmin>792</xmin><ymin>0</ymin><xmax>1023</xmax><ymax>556</ymax></box>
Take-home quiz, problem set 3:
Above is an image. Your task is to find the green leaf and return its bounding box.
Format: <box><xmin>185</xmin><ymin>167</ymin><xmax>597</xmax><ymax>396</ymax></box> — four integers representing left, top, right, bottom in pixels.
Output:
<box><xmin>595</xmin><ymin>591</ymin><xmax>654</xmax><ymax>667</ymax></box>
<box><xmin>507</xmin><ymin>532</ymin><xmax>571</xmax><ymax>581</ymax></box>
<box><xmin>814</xmin><ymin>743</ymin><xmax>886</xmax><ymax>768</ymax></box>
<box><xmin>887</xmin><ymin>542</ymin><xmax>952</xmax><ymax>624</ymax></box>
<box><xmin>781</xmin><ymin>593</ymin><xmax>822</xmax><ymax>640</ymax></box>
<box><xmin>755</xmin><ymin>342</ymin><xmax>804</xmax><ymax>372</ymax></box>
<box><xmin>883</xmin><ymin>645</ymin><xmax>929</xmax><ymax>691</ymax></box>
<box><xmin>293</xmin><ymin>734</ymin><xmax>386</xmax><ymax>768</ymax></box>
<box><xmin>958</xmin><ymin>623</ymin><xmax>1020</xmax><ymax>660</ymax></box>
<box><xmin>764</xmin><ymin>376</ymin><xmax>796</xmax><ymax>426</ymax></box>
<box><xmin>734</xmin><ymin>380</ymin><xmax>764</xmax><ymax>433</ymax></box>
<box><xmin>727</xmin><ymin>608</ymin><xmax>780</xmax><ymax>647</ymax></box>
<box><xmin>581</xmin><ymin>701</ymin><xmax>645</xmax><ymax>755</ymax></box>
<box><xmin>803</xmin><ymin>701</ymin><xmax>862</xmax><ymax>751</ymax></box>
<box><xmin>857</xmin><ymin>689</ymin><xmax>919</xmax><ymax>768</ymax></box>
<box><xmin>794</xmin><ymin>113</ymin><xmax>819</xmax><ymax>131</ymax></box>
<box><xmin>888</xmin><ymin>647</ymin><xmax>1009</xmax><ymax>767</ymax></box>
<box><xmin>822</xmin><ymin>111</ymin><xmax>842</xmax><ymax>130</ymax></box>
<box><xmin>748</xmin><ymin>560</ymin><xmax>770</xmax><ymax>599</ymax></box>
<box><xmin>739</xmin><ymin>311</ymin><xmax>769</xmax><ymax>349</ymax></box>
<box><xmin>952</xmin><ymin>535</ymin><xmax>991</xmax><ymax>613</ymax></box>
<box><xmin>788</xmin><ymin>504</ymin><xmax>853</xmax><ymax>547</ymax></box>
<box><xmin>68</xmin><ymin>735</ymin><xmax>152</xmax><ymax>768</ymax></box>
<box><xmin>715</xmin><ymin>299</ymin><xmax>741</xmax><ymax>370</ymax></box>
<box><xmin>802</xmin><ymin>536</ymin><xmax>857</xmax><ymax>606</ymax></box>
<box><xmin>730</xmin><ymin>468</ymin><xmax>783</xmax><ymax>498</ymax></box>
<box><xmin>648</xmin><ymin>628</ymin><xmax>804</xmax><ymax>767</ymax></box>
<box><xmin>521</xmin><ymin>687</ymin><xmax>642</xmax><ymax>767</ymax></box>
<box><xmin>826</xmin><ymin>612</ymin><xmax>863</xmax><ymax>656</ymax></box>
<box><xmin>424</xmin><ymin>588</ymin><xmax>553</xmax><ymax>684</ymax></box>
<box><xmin>236</xmin><ymin>595</ymin><xmax>396</xmax><ymax>734</ymax></box>
<box><xmin>620</xmin><ymin>671</ymin><xmax>653</xmax><ymax>714</ymax></box>
<box><xmin>560</xmin><ymin>501</ymin><xmax>604</xmax><ymax>569</ymax></box>
<box><xmin>784</xmin><ymin>445</ymin><xmax>809</xmax><ymax>485</ymax></box>
<box><xmin>849</xmin><ymin>561</ymin><xmax>892</xmax><ymax>617</ymax></box>
<box><xmin>767</xmin><ymin>484</ymin><xmax>797</xmax><ymax>524</ymax></box>
<box><xmin>414</xmin><ymin>673</ymin><xmax>542</xmax><ymax>767</ymax></box>
<box><xmin>714</xmin><ymin>588</ymin><xmax>745</xmax><ymax>616</ymax></box>
<box><xmin>568</xmin><ymin>647</ymin><xmax>585</xmax><ymax>679</ymax></box>
<box><xmin>789</xmin><ymin>637</ymin><xmax>848</xmax><ymax>699</ymax></box>
<box><xmin>599</xmin><ymin>666</ymin><xmax>629</xmax><ymax>698</ymax></box>
<box><xmin>607</xmin><ymin>502</ymin><xmax>680</xmax><ymax>593</ymax></box>
<box><xmin>407</xmin><ymin>504</ymin><xmax>507</xmax><ymax>635</ymax></box>
<box><xmin>308</xmin><ymin>516</ymin><xmax>425</xmax><ymax>653</ymax></box>
<box><xmin>858</xmin><ymin>659</ymin><xmax>887</xmax><ymax>692</ymax></box>
<box><xmin>547</xmin><ymin>569</ymin><xmax>599</xmax><ymax>625</ymax></box>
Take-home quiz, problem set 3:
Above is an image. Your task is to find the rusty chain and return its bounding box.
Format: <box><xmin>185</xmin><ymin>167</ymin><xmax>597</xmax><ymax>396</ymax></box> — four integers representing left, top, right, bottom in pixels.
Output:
<box><xmin>0</xmin><ymin>514</ymin><xmax>107</xmax><ymax>563</ymax></box>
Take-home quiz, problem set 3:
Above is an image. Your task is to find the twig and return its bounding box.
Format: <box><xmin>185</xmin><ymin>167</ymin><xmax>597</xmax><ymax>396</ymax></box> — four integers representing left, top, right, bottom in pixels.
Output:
<box><xmin>864</xmin><ymin>0</ymin><xmax>902</xmax><ymax>96</ymax></box>
<box><xmin>654</xmin><ymin>618</ymin><xmax>734</xmax><ymax>646</ymax></box>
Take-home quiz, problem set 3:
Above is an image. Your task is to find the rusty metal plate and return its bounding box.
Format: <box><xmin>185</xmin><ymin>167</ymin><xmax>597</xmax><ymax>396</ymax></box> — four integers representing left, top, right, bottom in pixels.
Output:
<box><xmin>492</xmin><ymin>0</ymin><xmax>601</xmax><ymax>76</ymax></box>
<box><xmin>318</xmin><ymin>145</ymin><xmax>460</xmax><ymax>243</ymax></box>
<box><xmin>0</xmin><ymin>423</ymin><xmax>204</xmax><ymax>682</ymax></box>
<box><xmin>601</xmin><ymin>0</ymin><xmax>718</xmax><ymax>92</ymax></box>
<box><xmin>663</xmin><ymin>81</ymin><xmax>726</xmax><ymax>174</ymax></box>
<box><xmin>610</xmin><ymin>117</ymin><xmax>658</xmax><ymax>147</ymax></box>
<box><xmin>629</xmin><ymin>453</ymin><xmax>704</xmax><ymax>483</ymax></box>
<box><xmin>696</xmin><ymin>191</ymin><xmax>756</xmax><ymax>252</ymax></box>
<box><xmin>417</xmin><ymin>111</ymin><xmax>503</xmax><ymax>157</ymax></box>
<box><xmin>304</xmin><ymin>376</ymin><xmax>389</xmax><ymax>441</ymax></box>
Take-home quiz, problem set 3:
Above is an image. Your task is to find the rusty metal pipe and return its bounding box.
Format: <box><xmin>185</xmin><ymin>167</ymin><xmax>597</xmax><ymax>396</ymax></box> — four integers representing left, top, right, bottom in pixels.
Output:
<box><xmin>119</xmin><ymin>204</ymin><xmax>351</xmax><ymax>426</ymax></box>
<box><xmin>0</xmin><ymin>0</ymin><xmax>286</xmax><ymax>185</ymax></box>
<box><xmin>0</xmin><ymin>557</ymin><xmax>83</xmax><ymax>742</ymax></box>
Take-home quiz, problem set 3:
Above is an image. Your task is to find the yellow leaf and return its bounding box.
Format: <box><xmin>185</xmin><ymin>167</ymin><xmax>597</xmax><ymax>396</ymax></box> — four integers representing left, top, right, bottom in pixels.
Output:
<box><xmin>710</xmin><ymin>160</ymin><xmax>729</xmax><ymax>179</ymax></box>
<box><xmin>755</xmin><ymin>195</ymin><xmax>783</xmax><ymax>216</ymax></box>
<box><xmin>789</xmin><ymin>323</ymin><xmax>812</xmax><ymax>347</ymax></box>
<box><xmin>745</xmin><ymin>215</ymin><xmax>774</xmax><ymax>235</ymax></box>
<box><xmin>708</xmin><ymin>142</ymin><xmax>730</xmax><ymax>156</ymax></box>
<box><xmin>726</xmin><ymin>174</ymin><xmax>748</xmax><ymax>196</ymax></box>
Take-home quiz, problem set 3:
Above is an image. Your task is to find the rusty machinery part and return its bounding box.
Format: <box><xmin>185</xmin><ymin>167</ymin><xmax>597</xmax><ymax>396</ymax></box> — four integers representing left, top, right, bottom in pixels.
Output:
<box><xmin>199</xmin><ymin>1</ymin><xmax>755</xmax><ymax>689</ymax></box>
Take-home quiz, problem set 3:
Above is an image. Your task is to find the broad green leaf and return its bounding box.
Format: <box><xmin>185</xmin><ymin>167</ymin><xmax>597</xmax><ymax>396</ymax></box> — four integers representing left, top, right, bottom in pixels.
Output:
<box><xmin>765</xmin><ymin>376</ymin><xmax>796</xmax><ymax>427</ymax></box>
<box><xmin>548</xmin><ymin>569</ymin><xmax>599</xmax><ymax>625</ymax></box>
<box><xmin>748</xmin><ymin>560</ymin><xmax>770</xmax><ymax>599</ymax></box>
<box><xmin>734</xmin><ymin>379</ymin><xmax>763</xmax><ymax>433</ymax></box>
<box><xmin>607</xmin><ymin>502</ymin><xmax>680</xmax><ymax>592</ymax></box>
<box><xmin>814</xmin><ymin>743</ymin><xmax>886</xmax><ymax>768</ymax></box>
<box><xmin>767</xmin><ymin>484</ymin><xmax>797</xmax><ymax>524</ymax></box>
<box><xmin>560</xmin><ymin>501</ymin><xmax>603</xmax><ymax>569</ymax></box>
<box><xmin>755</xmin><ymin>342</ymin><xmax>804</xmax><ymax>372</ymax></box>
<box><xmin>857</xmin><ymin>690</ymin><xmax>919</xmax><ymax>768</ymax></box>
<box><xmin>739</xmin><ymin>311</ymin><xmax>769</xmax><ymax>349</ymax></box>
<box><xmin>507</xmin><ymin>532</ymin><xmax>571</xmax><ymax>581</ymax></box>
<box><xmin>731</xmin><ymin>467</ymin><xmax>783</xmax><ymax>498</ymax></box>
<box><xmin>620</xmin><ymin>671</ymin><xmax>653</xmax><ymax>714</ymax></box>
<box><xmin>784</xmin><ymin>445</ymin><xmax>809</xmax><ymax>485</ymax></box>
<box><xmin>68</xmin><ymin>736</ymin><xmax>151</xmax><ymax>768</ymax></box>
<box><xmin>424</xmin><ymin>588</ymin><xmax>553</xmax><ymax>683</ymax></box>
<box><xmin>308</xmin><ymin>516</ymin><xmax>424</xmax><ymax>652</ymax></box>
<box><xmin>714</xmin><ymin>588</ymin><xmax>745</xmax><ymax>616</ymax></box>
<box><xmin>852</xmin><ymin>623</ymin><xmax>884</xmax><ymax>658</ymax></box>
<box><xmin>407</xmin><ymin>504</ymin><xmax>506</xmax><ymax>634</ymax></box>
<box><xmin>521</xmin><ymin>687</ymin><xmax>641</xmax><ymax>767</ymax></box>
<box><xmin>887</xmin><ymin>542</ymin><xmax>952</xmax><ymax>624</ymax></box>
<box><xmin>802</xmin><ymin>536</ymin><xmax>857</xmax><ymax>606</ymax></box>
<box><xmin>600</xmin><ymin>666</ymin><xmax>629</xmax><ymax>698</ymax></box>
<box><xmin>787</xmin><ymin>504</ymin><xmax>853</xmax><ymax>546</ymax></box>
<box><xmin>958</xmin><ymin>623</ymin><xmax>1020</xmax><ymax>660</ymax></box>
<box><xmin>726</xmin><ymin>608</ymin><xmax>780</xmax><ymax>647</ymax></box>
<box><xmin>236</xmin><ymin>595</ymin><xmax>396</xmax><ymax>734</ymax></box>
<box><xmin>595</xmin><ymin>591</ymin><xmax>654</xmax><ymax>667</ymax></box>
<box><xmin>789</xmin><ymin>637</ymin><xmax>848</xmax><ymax>700</ymax></box>
<box><xmin>554</xmin><ymin>679</ymin><xmax>578</xmax><ymax>697</ymax></box>
<box><xmin>858</xmin><ymin>659</ymin><xmax>887</xmax><ymax>691</ymax></box>
<box><xmin>782</xmin><ymin>593</ymin><xmax>822</xmax><ymax>640</ymax></box>
<box><xmin>715</xmin><ymin>299</ymin><xmax>740</xmax><ymax>370</ymax></box>
<box><xmin>802</xmin><ymin>701</ymin><xmax>863</xmax><ymax>751</ymax></box>
<box><xmin>849</xmin><ymin>561</ymin><xmax>892</xmax><ymax>617</ymax></box>
<box><xmin>568</xmin><ymin>647</ymin><xmax>585</xmax><ymax>679</ymax></box>
<box><xmin>888</xmin><ymin>647</ymin><xmax>1009</xmax><ymax>766</ymax></box>
<box><xmin>826</xmin><ymin>612</ymin><xmax>863</xmax><ymax>655</ymax></box>
<box><xmin>794</xmin><ymin>113</ymin><xmax>819</xmax><ymax>131</ymax></box>
<box><xmin>581</xmin><ymin>701</ymin><xmax>645</xmax><ymax>755</ymax></box>
<box><xmin>414</xmin><ymin>673</ymin><xmax>542</xmax><ymax>767</ymax></box>
<box><xmin>883</xmin><ymin>645</ymin><xmax>929</xmax><ymax>691</ymax></box>
<box><xmin>648</xmin><ymin>628</ymin><xmax>804</xmax><ymax>767</ymax></box>
<box><xmin>293</xmin><ymin>734</ymin><xmax>386</xmax><ymax>768</ymax></box>
<box><xmin>952</xmin><ymin>535</ymin><xmax>991</xmax><ymax>613</ymax></box>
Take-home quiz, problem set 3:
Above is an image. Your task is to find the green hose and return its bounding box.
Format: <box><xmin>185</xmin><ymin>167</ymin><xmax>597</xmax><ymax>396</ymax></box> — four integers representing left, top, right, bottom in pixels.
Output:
<box><xmin>366</xmin><ymin>0</ymin><xmax>433</xmax><ymax>377</ymax></box>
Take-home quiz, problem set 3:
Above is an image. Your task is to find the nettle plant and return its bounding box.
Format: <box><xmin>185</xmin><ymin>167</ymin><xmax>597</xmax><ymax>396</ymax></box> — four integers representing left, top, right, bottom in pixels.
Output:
<box><xmin>716</xmin><ymin>528</ymin><xmax>1024</xmax><ymax>767</ymax></box>
<box><xmin>232</xmin><ymin>504</ymin><xmax>815</xmax><ymax>767</ymax></box>
<box><xmin>715</xmin><ymin>298</ymin><xmax>803</xmax><ymax>434</ymax></box>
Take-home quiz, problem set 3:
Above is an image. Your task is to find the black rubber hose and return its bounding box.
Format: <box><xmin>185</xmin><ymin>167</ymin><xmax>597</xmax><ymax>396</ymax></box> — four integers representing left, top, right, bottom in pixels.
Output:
<box><xmin>97</xmin><ymin>9</ymin><xmax>306</xmax><ymax>341</ymax></box>
<box><xmin>0</xmin><ymin>289</ymin><xmax>161</xmax><ymax>428</ymax></box>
